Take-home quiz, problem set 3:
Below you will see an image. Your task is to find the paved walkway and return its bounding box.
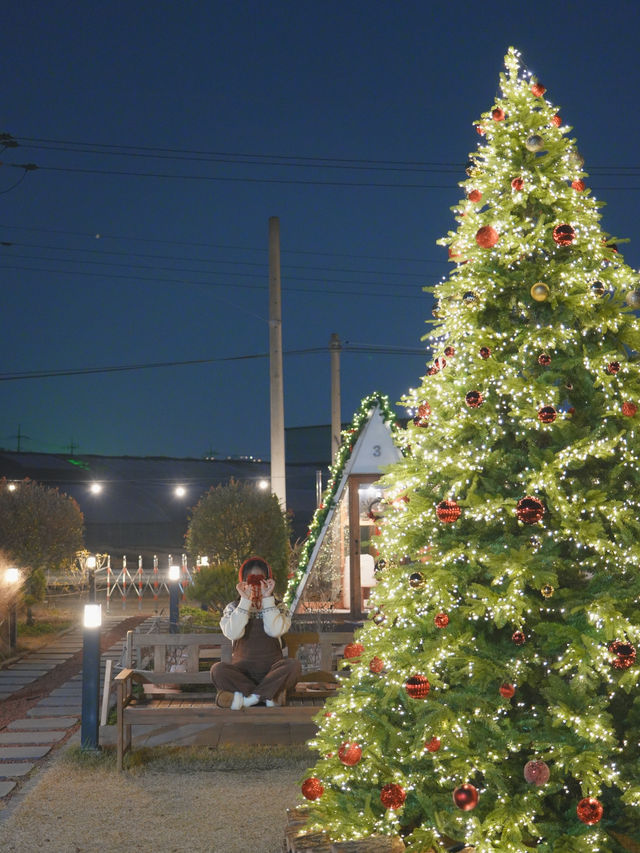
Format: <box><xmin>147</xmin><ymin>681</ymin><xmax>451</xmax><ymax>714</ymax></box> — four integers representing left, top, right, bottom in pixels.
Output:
<box><xmin>0</xmin><ymin>611</ymin><xmax>138</xmax><ymax>808</ymax></box>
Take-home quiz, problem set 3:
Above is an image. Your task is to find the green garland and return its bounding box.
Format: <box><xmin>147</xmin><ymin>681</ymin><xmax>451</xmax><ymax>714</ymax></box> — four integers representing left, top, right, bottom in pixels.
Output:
<box><xmin>284</xmin><ymin>391</ymin><xmax>401</xmax><ymax>607</ymax></box>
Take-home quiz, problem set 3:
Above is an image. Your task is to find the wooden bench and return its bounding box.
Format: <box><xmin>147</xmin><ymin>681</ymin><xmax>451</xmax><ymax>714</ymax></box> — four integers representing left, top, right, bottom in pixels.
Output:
<box><xmin>113</xmin><ymin>629</ymin><xmax>354</xmax><ymax>770</ymax></box>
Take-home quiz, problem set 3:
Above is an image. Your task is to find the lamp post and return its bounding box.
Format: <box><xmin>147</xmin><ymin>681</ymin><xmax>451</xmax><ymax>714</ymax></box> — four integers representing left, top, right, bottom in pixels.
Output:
<box><xmin>168</xmin><ymin>564</ymin><xmax>181</xmax><ymax>633</ymax></box>
<box><xmin>5</xmin><ymin>567</ymin><xmax>20</xmax><ymax>651</ymax></box>
<box><xmin>85</xmin><ymin>555</ymin><xmax>97</xmax><ymax>603</ymax></box>
<box><xmin>81</xmin><ymin>603</ymin><xmax>102</xmax><ymax>751</ymax></box>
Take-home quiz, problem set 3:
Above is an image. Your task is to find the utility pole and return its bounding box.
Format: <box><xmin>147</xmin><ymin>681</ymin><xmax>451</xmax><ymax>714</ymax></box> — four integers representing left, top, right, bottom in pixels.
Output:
<box><xmin>268</xmin><ymin>216</ymin><xmax>286</xmax><ymax>509</ymax></box>
<box><xmin>330</xmin><ymin>333</ymin><xmax>342</xmax><ymax>465</ymax></box>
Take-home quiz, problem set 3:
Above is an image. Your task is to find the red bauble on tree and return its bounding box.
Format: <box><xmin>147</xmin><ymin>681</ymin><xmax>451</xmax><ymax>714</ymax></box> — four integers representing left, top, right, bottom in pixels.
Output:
<box><xmin>453</xmin><ymin>784</ymin><xmax>479</xmax><ymax>811</ymax></box>
<box><xmin>622</xmin><ymin>401</ymin><xmax>638</xmax><ymax>417</ymax></box>
<box><xmin>343</xmin><ymin>642</ymin><xmax>364</xmax><ymax>660</ymax></box>
<box><xmin>609</xmin><ymin>641</ymin><xmax>636</xmax><ymax>670</ymax></box>
<box><xmin>301</xmin><ymin>777</ymin><xmax>324</xmax><ymax>800</ymax></box>
<box><xmin>531</xmin><ymin>82</ymin><xmax>546</xmax><ymax>97</ymax></box>
<box><xmin>434</xmin><ymin>356</ymin><xmax>447</xmax><ymax>371</ymax></box>
<box><xmin>380</xmin><ymin>783</ymin><xmax>406</xmax><ymax>810</ymax></box>
<box><xmin>511</xmin><ymin>176</ymin><xmax>524</xmax><ymax>191</ymax></box>
<box><xmin>465</xmin><ymin>390</ymin><xmax>484</xmax><ymax>408</ymax></box>
<box><xmin>476</xmin><ymin>125</ymin><xmax>485</xmax><ymax>136</ymax></box>
<box><xmin>577</xmin><ymin>797</ymin><xmax>603</xmax><ymax>825</ymax></box>
<box><xmin>516</xmin><ymin>496</ymin><xmax>545</xmax><ymax>524</ymax></box>
<box><xmin>479</xmin><ymin>346</ymin><xmax>492</xmax><ymax>359</ymax></box>
<box><xmin>553</xmin><ymin>224</ymin><xmax>575</xmax><ymax>246</ymax></box>
<box><xmin>468</xmin><ymin>189</ymin><xmax>482</xmax><ymax>203</ymax></box>
<box><xmin>512</xmin><ymin>630</ymin><xmax>526</xmax><ymax>646</ymax></box>
<box><xmin>436</xmin><ymin>499</ymin><xmax>461</xmax><ymax>523</ymax></box>
<box><xmin>476</xmin><ymin>225</ymin><xmax>499</xmax><ymax>248</ymax></box>
<box><xmin>499</xmin><ymin>682</ymin><xmax>515</xmax><ymax>698</ymax></box>
<box><xmin>369</xmin><ymin>656</ymin><xmax>384</xmax><ymax>674</ymax></box>
<box><xmin>551</xmin><ymin>114</ymin><xmax>562</xmax><ymax>127</ymax></box>
<box><xmin>338</xmin><ymin>742</ymin><xmax>362</xmax><ymax>766</ymax></box>
<box><xmin>524</xmin><ymin>760</ymin><xmax>550</xmax><ymax>786</ymax></box>
<box><xmin>538</xmin><ymin>406</ymin><xmax>557</xmax><ymax>424</ymax></box>
<box><xmin>571</xmin><ymin>179</ymin><xmax>586</xmax><ymax>192</ymax></box>
<box><xmin>434</xmin><ymin>613</ymin><xmax>449</xmax><ymax>629</ymax></box>
<box><xmin>492</xmin><ymin>107</ymin><xmax>505</xmax><ymax>121</ymax></box>
<box><xmin>444</xmin><ymin>345</ymin><xmax>456</xmax><ymax>357</ymax></box>
<box><xmin>405</xmin><ymin>674</ymin><xmax>430</xmax><ymax>699</ymax></box>
<box><xmin>425</xmin><ymin>736</ymin><xmax>441</xmax><ymax>752</ymax></box>
<box><xmin>538</xmin><ymin>352</ymin><xmax>552</xmax><ymax>366</ymax></box>
<box><xmin>606</xmin><ymin>362</ymin><xmax>620</xmax><ymax>375</ymax></box>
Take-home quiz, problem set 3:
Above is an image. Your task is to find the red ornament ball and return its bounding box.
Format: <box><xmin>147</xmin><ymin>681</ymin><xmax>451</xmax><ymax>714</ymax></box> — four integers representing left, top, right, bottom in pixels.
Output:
<box><xmin>434</xmin><ymin>612</ymin><xmax>449</xmax><ymax>629</ymax></box>
<box><xmin>343</xmin><ymin>642</ymin><xmax>364</xmax><ymax>660</ymax></box>
<box><xmin>531</xmin><ymin>82</ymin><xmax>546</xmax><ymax>97</ymax></box>
<box><xmin>301</xmin><ymin>777</ymin><xmax>324</xmax><ymax>800</ymax></box>
<box><xmin>444</xmin><ymin>345</ymin><xmax>456</xmax><ymax>357</ymax></box>
<box><xmin>538</xmin><ymin>406</ymin><xmax>557</xmax><ymax>425</ymax></box>
<box><xmin>448</xmin><ymin>246</ymin><xmax>461</xmax><ymax>259</ymax></box>
<box><xmin>609</xmin><ymin>641</ymin><xmax>636</xmax><ymax>670</ymax></box>
<box><xmin>453</xmin><ymin>784</ymin><xmax>479</xmax><ymax>811</ymax></box>
<box><xmin>622</xmin><ymin>401</ymin><xmax>638</xmax><ymax>417</ymax></box>
<box><xmin>538</xmin><ymin>353</ymin><xmax>552</xmax><ymax>366</ymax></box>
<box><xmin>338</xmin><ymin>742</ymin><xmax>362</xmax><ymax>766</ymax></box>
<box><xmin>577</xmin><ymin>797</ymin><xmax>603</xmax><ymax>826</ymax></box>
<box><xmin>499</xmin><ymin>682</ymin><xmax>516</xmax><ymax>699</ymax></box>
<box><xmin>551</xmin><ymin>114</ymin><xmax>562</xmax><ymax>127</ymax></box>
<box><xmin>606</xmin><ymin>362</ymin><xmax>620</xmax><ymax>375</ymax></box>
<box><xmin>511</xmin><ymin>176</ymin><xmax>524</xmax><ymax>191</ymax></box>
<box><xmin>553</xmin><ymin>224</ymin><xmax>576</xmax><ymax>246</ymax></box>
<box><xmin>417</xmin><ymin>402</ymin><xmax>431</xmax><ymax>419</ymax></box>
<box><xmin>380</xmin><ymin>783</ymin><xmax>406</xmax><ymax>810</ymax></box>
<box><xmin>405</xmin><ymin>674</ymin><xmax>430</xmax><ymax>699</ymax></box>
<box><xmin>434</xmin><ymin>356</ymin><xmax>447</xmax><ymax>371</ymax></box>
<box><xmin>492</xmin><ymin>107</ymin><xmax>505</xmax><ymax>121</ymax></box>
<box><xmin>512</xmin><ymin>630</ymin><xmax>526</xmax><ymax>646</ymax></box>
<box><xmin>468</xmin><ymin>189</ymin><xmax>482</xmax><ymax>203</ymax></box>
<box><xmin>369</xmin><ymin>656</ymin><xmax>384</xmax><ymax>673</ymax></box>
<box><xmin>524</xmin><ymin>760</ymin><xmax>550</xmax><ymax>786</ymax></box>
<box><xmin>572</xmin><ymin>179</ymin><xmax>586</xmax><ymax>192</ymax></box>
<box><xmin>465</xmin><ymin>390</ymin><xmax>484</xmax><ymax>408</ymax></box>
<box><xmin>476</xmin><ymin>125</ymin><xmax>485</xmax><ymax>136</ymax></box>
<box><xmin>436</xmin><ymin>499</ymin><xmax>461</xmax><ymax>523</ymax></box>
<box><xmin>476</xmin><ymin>225</ymin><xmax>499</xmax><ymax>248</ymax></box>
<box><xmin>516</xmin><ymin>496</ymin><xmax>545</xmax><ymax>524</ymax></box>
<box><xmin>427</xmin><ymin>366</ymin><xmax>438</xmax><ymax>376</ymax></box>
<box><xmin>425</xmin><ymin>736</ymin><xmax>441</xmax><ymax>752</ymax></box>
<box><xmin>479</xmin><ymin>346</ymin><xmax>492</xmax><ymax>359</ymax></box>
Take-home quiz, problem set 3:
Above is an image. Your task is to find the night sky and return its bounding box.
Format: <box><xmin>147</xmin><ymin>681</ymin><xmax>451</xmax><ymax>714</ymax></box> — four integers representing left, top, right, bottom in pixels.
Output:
<box><xmin>2</xmin><ymin>1</ymin><xmax>639</xmax><ymax>460</ymax></box>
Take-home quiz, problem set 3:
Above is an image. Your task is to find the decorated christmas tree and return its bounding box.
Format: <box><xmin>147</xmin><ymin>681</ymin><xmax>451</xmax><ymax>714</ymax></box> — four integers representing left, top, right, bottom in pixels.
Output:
<box><xmin>297</xmin><ymin>48</ymin><xmax>640</xmax><ymax>852</ymax></box>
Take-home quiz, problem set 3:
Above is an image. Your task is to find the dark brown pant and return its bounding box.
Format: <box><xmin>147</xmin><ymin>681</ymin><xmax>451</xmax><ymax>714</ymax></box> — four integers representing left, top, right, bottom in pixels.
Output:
<box><xmin>210</xmin><ymin>657</ymin><xmax>301</xmax><ymax>701</ymax></box>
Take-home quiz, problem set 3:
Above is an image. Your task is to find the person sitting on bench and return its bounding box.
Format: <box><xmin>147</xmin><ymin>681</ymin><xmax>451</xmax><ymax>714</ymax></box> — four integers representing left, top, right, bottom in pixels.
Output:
<box><xmin>210</xmin><ymin>556</ymin><xmax>301</xmax><ymax>710</ymax></box>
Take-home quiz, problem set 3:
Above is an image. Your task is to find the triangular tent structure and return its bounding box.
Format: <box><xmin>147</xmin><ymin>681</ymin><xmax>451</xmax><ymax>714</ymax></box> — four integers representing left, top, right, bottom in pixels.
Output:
<box><xmin>285</xmin><ymin>392</ymin><xmax>402</xmax><ymax>619</ymax></box>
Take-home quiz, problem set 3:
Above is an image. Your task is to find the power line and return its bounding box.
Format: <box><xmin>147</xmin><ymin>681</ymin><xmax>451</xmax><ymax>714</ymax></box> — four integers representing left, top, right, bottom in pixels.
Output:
<box><xmin>0</xmin><ymin>343</ymin><xmax>427</xmax><ymax>382</ymax></box>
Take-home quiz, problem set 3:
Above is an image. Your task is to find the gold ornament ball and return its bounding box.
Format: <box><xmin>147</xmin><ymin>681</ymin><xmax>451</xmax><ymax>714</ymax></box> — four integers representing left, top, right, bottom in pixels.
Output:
<box><xmin>409</xmin><ymin>571</ymin><xmax>426</xmax><ymax>589</ymax></box>
<box><xmin>541</xmin><ymin>584</ymin><xmax>555</xmax><ymax>598</ymax></box>
<box><xmin>531</xmin><ymin>282</ymin><xmax>550</xmax><ymax>302</ymax></box>
<box><xmin>625</xmin><ymin>289</ymin><xmax>640</xmax><ymax>309</ymax></box>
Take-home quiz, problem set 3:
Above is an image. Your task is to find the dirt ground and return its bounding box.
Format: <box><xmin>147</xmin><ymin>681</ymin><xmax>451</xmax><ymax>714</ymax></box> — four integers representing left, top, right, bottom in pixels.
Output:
<box><xmin>0</xmin><ymin>755</ymin><xmax>309</xmax><ymax>852</ymax></box>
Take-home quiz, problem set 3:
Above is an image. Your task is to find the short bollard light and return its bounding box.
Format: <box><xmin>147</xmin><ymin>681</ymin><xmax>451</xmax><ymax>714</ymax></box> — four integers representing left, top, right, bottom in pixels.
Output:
<box><xmin>168</xmin><ymin>565</ymin><xmax>181</xmax><ymax>633</ymax></box>
<box><xmin>5</xmin><ymin>567</ymin><xmax>20</xmax><ymax>651</ymax></box>
<box><xmin>81</xmin><ymin>603</ymin><xmax>102</xmax><ymax>751</ymax></box>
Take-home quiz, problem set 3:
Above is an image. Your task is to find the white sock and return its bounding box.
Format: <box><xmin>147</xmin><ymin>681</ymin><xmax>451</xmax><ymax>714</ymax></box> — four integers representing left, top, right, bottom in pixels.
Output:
<box><xmin>230</xmin><ymin>691</ymin><xmax>244</xmax><ymax>710</ymax></box>
<box><xmin>265</xmin><ymin>699</ymin><xmax>277</xmax><ymax>707</ymax></box>
<box><xmin>243</xmin><ymin>693</ymin><xmax>260</xmax><ymax>708</ymax></box>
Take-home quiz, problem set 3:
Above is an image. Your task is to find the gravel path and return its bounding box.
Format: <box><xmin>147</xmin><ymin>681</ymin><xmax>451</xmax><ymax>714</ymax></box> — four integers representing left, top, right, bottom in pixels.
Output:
<box><xmin>0</xmin><ymin>758</ymin><xmax>307</xmax><ymax>852</ymax></box>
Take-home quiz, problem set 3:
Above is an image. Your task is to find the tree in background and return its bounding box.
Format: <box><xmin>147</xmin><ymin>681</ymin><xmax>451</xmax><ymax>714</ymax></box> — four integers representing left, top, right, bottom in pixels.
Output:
<box><xmin>298</xmin><ymin>48</ymin><xmax>640</xmax><ymax>852</ymax></box>
<box><xmin>185</xmin><ymin>478</ymin><xmax>290</xmax><ymax>594</ymax></box>
<box><xmin>0</xmin><ymin>479</ymin><xmax>84</xmax><ymax>622</ymax></box>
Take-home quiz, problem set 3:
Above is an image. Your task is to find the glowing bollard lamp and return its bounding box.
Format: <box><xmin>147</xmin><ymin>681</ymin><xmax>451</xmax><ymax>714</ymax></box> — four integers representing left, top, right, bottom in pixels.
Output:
<box><xmin>81</xmin><ymin>603</ymin><xmax>102</xmax><ymax>751</ymax></box>
<box><xmin>168</xmin><ymin>564</ymin><xmax>181</xmax><ymax>634</ymax></box>
<box><xmin>5</xmin><ymin>567</ymin><xmax>20</xmax><ymax>651</ymax></box>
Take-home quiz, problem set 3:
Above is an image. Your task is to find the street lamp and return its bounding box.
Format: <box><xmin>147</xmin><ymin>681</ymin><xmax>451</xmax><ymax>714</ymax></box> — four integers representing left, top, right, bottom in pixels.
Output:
<box><xmin>85</xmin><ymin>555</ymin><xmax>97</xmax><ymax>603</ymax></box>
<box><xmin>89</xmin><ymin>482</ymin><xmax>102</xmax><ymax>495</ymax></box>
<box><xmin>174</xmin><ymin>486</ymin><xmax>186</xmax><ymax>497</ymax></box>
<box><xmin>5</xmin><ymin>567</ymin><xmax>20</xmax><ymax>651</ymax></box>
<box><xmin>81</xmin><ymin>603</ymin><xmax>102</xmax><ymax>751</ymax></box>
<box><xmin>168</xmin><ymin>565</ymin><xmax>181</xmax><ymax>633</ymax></box>
<box><xmin>258</xmin><ymin>479</ymin><xmax>270</xmax><ymax>491</ymax></box>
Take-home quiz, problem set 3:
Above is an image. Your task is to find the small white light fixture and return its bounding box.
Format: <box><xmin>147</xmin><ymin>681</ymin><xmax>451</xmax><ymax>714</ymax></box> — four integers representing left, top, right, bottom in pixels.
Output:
<box><xmin>89</xmin><ymin>483</ymin><xmax>102</xmax><ymax>494</ymax></box>
<box><xmin>85</xmin><ymin>555</ymin><xmax>97</xmax><ymax>570</ymax></box>
<box><xmin>7</xmin><ymin>483</ymin><xmax>17</xmax><ymax>492</ymax></box>
<box><xmin>258</xmin><ymin>479</ymin><xmax>269</xmax><ymax>490</ymax></box>
<box><xmin>83</xmin><ymin>603</ymin><xmax>102</xmax><ymax>629</ymax></box>
<box><xmin>199</xmin><ymin>556</ymin><xmax>209</xmax><ymax>567</ymax></box>
<box><xmin>5</xmin><ymin>567</ymin><xmax>20</xmax><ymax>584</ymax></box>
<box><xmin>174</xmin><ymin>486</ymin><xmax>186</xmax><ymax>497</ymax></box>
<box><xmin>168</xmin><ymin>564</ymin><xmax>181</xmax><ymax>582</ymax></box>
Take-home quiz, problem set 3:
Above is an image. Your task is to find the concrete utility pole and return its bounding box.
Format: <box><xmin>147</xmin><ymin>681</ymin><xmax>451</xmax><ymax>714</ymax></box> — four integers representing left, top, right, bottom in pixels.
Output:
<box><xmin>330</xmin><ymin>332</ymin><xmax>342</xmax><ymax>465</ymax></box>
<box><xmin>268</xmin><ymin>217</ymin><xmax>286</xmax><ymax>510</ymax></box>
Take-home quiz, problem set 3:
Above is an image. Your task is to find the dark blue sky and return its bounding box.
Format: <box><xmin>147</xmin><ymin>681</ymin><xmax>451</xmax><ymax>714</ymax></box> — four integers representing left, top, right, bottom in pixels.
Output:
<box><xmin>1</xmin><ymin>1</ymin><xmax>639</xmax><ymax>459</ymax></box>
